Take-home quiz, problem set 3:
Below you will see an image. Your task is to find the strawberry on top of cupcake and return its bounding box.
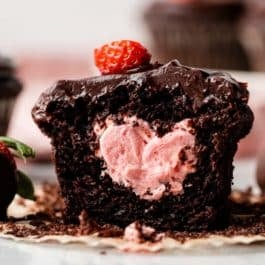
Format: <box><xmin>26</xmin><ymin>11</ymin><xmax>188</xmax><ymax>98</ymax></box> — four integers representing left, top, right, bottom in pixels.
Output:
<box><xmin>94</xmin><ymin>40</ymin><xmax>151</xmax><ymax>75</ymax></box>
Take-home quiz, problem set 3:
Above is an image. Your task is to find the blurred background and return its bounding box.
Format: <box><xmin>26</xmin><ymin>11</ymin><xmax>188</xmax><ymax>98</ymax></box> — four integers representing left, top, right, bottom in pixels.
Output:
<box><xmin>0</xmin><ymin>0</ymin><xmax>265</xmax><ymax>189</ymax></box>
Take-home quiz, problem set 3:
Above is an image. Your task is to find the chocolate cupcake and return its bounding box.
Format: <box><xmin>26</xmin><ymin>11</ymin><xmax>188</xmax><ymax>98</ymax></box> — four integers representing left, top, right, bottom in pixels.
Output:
<box><xmin>240</xmin><ymin>0</ymin><xmax>265</xmax><ymax>71</ymax></box>
<box><xmin>144</xmin><ymin>0</ymin><xmax>250</xmax><ymax>70</ymax></box>
<box><xmin>32</xmin><ymin>41</ymin><xmax>254</xmax><ymax>231</ymax></box>
<box><xmin>0</xmin><ymin>55</ymin><xmax>22</xmax><ymax>135</ymax></box>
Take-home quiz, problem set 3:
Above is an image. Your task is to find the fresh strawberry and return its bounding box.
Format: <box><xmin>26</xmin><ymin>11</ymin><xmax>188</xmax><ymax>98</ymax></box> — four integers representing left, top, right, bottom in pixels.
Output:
<box><xmin>94</xmin><ymin>40</ymin><xmax>151</xmax><ymax>75</ymax></box>
<box><xmin>0</xmin><ymin>150</ymin><xmax>17</xmax><ymax>219</ymax></box>
<box><xmin>0</xmin><ymin>142</ymin><xmax>16</xmax><ymax>168</ymax></box>
<box><xmin>0</xmin><ymin>137</ymin><xmax>35</xmax><ymax>220</ymax></box>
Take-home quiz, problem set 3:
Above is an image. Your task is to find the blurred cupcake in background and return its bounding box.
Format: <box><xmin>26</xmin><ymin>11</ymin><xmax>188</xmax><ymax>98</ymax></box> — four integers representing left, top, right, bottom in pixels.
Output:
<box><xmin>144</xmin><ymin>0</ymin><xmax>250</xmax><ymax>70</ymax></box>
<box><xmin>240</xmin><ymin>0</ymin><xmax>265</xmax><ymax>72</ymax></box>
<box><xmin>0</xmin><ymin>55</ymin><xmax>22</xmax><ymax>135</ymax></box>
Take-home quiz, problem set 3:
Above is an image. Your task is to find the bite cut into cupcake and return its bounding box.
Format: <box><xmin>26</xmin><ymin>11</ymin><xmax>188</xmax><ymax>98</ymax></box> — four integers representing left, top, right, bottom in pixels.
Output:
<box><xmin>32</xmin><ymin>40</ymin><xmax>253</xmax><ymax>231</ymax></box>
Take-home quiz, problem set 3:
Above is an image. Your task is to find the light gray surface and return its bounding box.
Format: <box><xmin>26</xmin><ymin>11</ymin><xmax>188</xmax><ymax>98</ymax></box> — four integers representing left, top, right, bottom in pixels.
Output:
<box><xmin>0</xmin><ymin>238</ymin><xmax>265</xmax><ymax>265</ymax></box>
<box><xmin>234</xmin><ymin>159</ymin><xmax>259</xmax><ymax>192</ymax></box>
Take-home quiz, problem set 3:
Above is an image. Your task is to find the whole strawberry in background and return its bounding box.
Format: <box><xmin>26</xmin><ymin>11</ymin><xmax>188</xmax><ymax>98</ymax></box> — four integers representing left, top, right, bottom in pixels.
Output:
<box><xmin>0</xmin><ymin>137</ymin><xmax>35</xmax><ymax>220</ymax></box>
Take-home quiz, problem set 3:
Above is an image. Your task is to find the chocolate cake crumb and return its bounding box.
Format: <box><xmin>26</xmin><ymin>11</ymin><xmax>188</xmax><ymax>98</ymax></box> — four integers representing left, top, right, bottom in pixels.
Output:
<box><xmin>1</xmin><ymin>183</ymin><xmax>265</xmax><ymax>245</ymax></box>
<box><xmin>77</xmin><ymin>210</ymin><xmax>99</xmax><ymax>235</ymax></box>
<box><xmin>124</xmin><ymin>221</ymin><xmax>165</xmax><ymax>243</ymax></box>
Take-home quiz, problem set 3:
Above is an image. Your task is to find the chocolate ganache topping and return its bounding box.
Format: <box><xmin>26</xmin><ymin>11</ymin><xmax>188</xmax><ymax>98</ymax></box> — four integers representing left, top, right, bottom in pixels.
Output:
<box><xmin>33</xmin><ymin>60</ymin><xmax>249</xmax><ymax>125</ymax></box>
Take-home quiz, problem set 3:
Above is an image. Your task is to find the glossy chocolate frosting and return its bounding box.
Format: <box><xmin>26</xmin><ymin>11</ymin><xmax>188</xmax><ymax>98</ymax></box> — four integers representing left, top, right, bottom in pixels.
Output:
<box><xmin>33</xmin><ymin>60</ymin><xmax>249</xmax><ymax>126</ymax></box>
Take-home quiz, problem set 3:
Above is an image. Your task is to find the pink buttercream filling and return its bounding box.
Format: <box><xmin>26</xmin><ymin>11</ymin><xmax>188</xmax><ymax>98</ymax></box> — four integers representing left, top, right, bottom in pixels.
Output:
<box><xmin>98</xmin><ymin>118</ymin><xmax>197</xmax><ymax>201</ymax></box>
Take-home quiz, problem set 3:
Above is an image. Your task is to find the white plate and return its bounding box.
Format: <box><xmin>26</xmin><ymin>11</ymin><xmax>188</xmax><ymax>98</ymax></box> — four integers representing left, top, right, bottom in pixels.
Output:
<box><xmin>0</xmin><ymin>238</ymin><xmax>265</xmax><ymax>265</ymax></box>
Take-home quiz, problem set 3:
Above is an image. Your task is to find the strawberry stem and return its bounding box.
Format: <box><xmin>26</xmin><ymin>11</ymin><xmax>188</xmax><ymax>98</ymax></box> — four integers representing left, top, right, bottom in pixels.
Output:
<box><xmin>0</xmin><ymin>136</ymin><xmax>35</xmax><ymax>160</ymax></box>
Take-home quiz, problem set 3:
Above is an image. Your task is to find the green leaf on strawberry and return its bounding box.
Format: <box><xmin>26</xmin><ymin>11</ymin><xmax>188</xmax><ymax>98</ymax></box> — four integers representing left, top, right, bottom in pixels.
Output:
<box><xmin>16</xmin><ymin>170</ymin><xmax>35</xmax><ymax>201</ymax></box>
<box><xmin>0</xmin><ymin>136</ymin><xmax>35</xmax><ymax>160</ymax></box>
<box><xmin>0</xmin><ymin>136</ymin><xmax>35</xmax><ymax>204</ymax></box>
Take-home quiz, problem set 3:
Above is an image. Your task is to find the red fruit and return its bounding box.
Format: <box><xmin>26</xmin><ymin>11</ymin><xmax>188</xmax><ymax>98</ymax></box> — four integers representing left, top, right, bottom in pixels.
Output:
<box><xmin>0</xmin><ymin>142</ymin><xmax>17</xmax><ymax>219</ymax></box>
<box><xmin>94</xmin><ymin>40</ymin><xmax>151</xmax><ymax>75</ymax></box>
<box><xmin>0</xmin><ymin>137</ymin><xmax>35</xmax><ymax>219</ymax></box>
<box><xmin>0</xmin><ymin>142</ymin><xmax>16</xmax><ymax>168</ymax></box>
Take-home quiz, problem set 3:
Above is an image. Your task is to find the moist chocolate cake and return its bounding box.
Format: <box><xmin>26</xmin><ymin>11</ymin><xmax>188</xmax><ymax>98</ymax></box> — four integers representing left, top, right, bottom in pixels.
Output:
<box><xmin>32</xmin><ymin>59</ymin><xmax>253</xmax><ymax>231</ymax></box>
